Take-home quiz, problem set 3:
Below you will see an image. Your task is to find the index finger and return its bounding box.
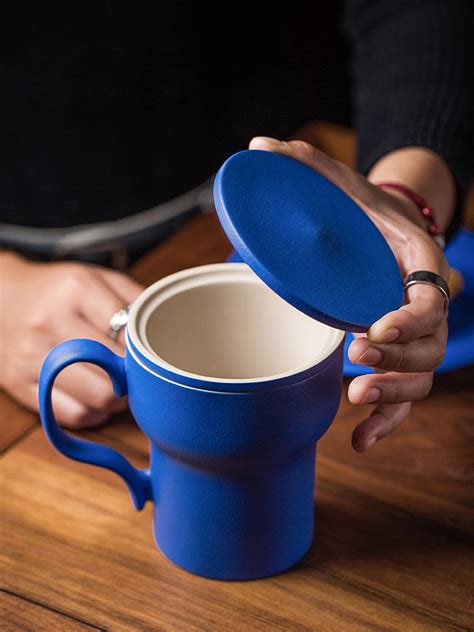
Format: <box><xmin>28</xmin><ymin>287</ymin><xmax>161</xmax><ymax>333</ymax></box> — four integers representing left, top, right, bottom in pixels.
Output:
<box><xmin>96</xmin><ymin>267</ymin><xmax>144</xmax><ymax>304</ymax></box>
<box><xmin>368</xmin><ymin>282</ymin><xmax>447</xmax><ymax>344</ymax></box>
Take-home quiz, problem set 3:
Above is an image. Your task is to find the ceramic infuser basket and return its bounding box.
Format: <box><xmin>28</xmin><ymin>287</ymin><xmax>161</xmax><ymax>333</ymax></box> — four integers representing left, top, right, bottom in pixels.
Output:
<box><xmin>38</xmin><ymin>150</ymin><xmax>403</xmax><ymax>580</ymax></box>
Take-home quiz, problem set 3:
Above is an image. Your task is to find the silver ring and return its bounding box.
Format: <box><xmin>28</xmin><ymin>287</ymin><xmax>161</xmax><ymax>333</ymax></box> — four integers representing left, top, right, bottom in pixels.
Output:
<box><xmin>108</xmin><ymin>305</ymin><xmax>131</xmax><ymax>340</ymax></box>
<box><xmin>403</xmin><ymin>271</ymin><xmax>450</xmax><ymax>313</ymax></box>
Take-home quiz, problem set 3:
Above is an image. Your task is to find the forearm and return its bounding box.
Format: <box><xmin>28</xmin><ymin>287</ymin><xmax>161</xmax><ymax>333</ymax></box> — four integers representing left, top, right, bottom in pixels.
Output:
<box><xmin>344</xmin><ymin>0</ymin><xmax>474</xmax><ymax>238</ymax></box>
<box><xmin>368</xmin><ymin>147</ymin><xmax>456</xmax><ymax>233</ymax></box>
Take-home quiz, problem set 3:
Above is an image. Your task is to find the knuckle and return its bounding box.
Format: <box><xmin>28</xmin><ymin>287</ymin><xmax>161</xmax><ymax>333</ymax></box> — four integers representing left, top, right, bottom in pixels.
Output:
<box><xmin>290</xmin><ymin>139</ymin><xmax>312</xmax><ymax>151</ymax></box>
<box><xmin>289</xmin><ymin>140</ymin><xmax>318</xmax><ymax>157</ymax></box>
<box><xmin>399</xmin><ymin>308</ymin><xmax>419</xmax><ymax>340</ymax></box>
<box><xmin>392</xmin><ymin>352</ymin><xmax>407</xmax><ymax>372</ymax></box>
<box><xmin>60</xmin><ymin>266</ymin><xmax>91</xmax><ymax>294</ymax></box>
<box><xmin>404</xmin><ymin>296</ymin><xmax>443</xmax><ymax>337</ymax></box>
<box><xmin>17</xmin><ymin>336</ymin><xmax>37</xmax><ymax>363</ymax></box>
<box><xmin>27</xmin><ymin>306</ymin><xmax>50</xmax><ymax>333</ymax></box>
<box><xmin>400</xmin><ymin>321</ymin><xmax>415</xmax><ymax>343</ymax></box>
<box><xmin>389</xmin><ymin>379</ymin><xmax>404</xmax><ymax>402</ymax></box>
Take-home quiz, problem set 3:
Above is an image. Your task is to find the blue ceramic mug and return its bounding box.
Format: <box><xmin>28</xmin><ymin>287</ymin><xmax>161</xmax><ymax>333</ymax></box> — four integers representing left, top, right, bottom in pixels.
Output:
<box><xmin>39</xmin><ymin>263</ymin><xmax>345</xmax><ymax>580</ymax></box>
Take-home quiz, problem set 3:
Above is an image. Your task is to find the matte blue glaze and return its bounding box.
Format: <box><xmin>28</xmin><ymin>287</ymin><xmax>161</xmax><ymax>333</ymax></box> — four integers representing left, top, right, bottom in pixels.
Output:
<box><xmin>125</xmin><ymin>336</ymin><xmax>343</xmax><ymax>462</ymax></box>
<box><xmin>214</xmin><ymin>150</ymin><xmax>404</xmax><ymax>332</ymax></box>
<box><xmin>343</xmin><ymin>228</ymin><xmax>474</xmax><ymax>375</ymax></box>
<box><xmin>38</xmin><ymin>334</ymin><xmax>344</xmax><ymax>580</ymax></box>
<box><xmin>150</xmin><ymin>444</ymin><xmax>317</xmax><ymax>580</ymax></box>
<box><xmin>38</xmin><ymin>339</ymin><xmax>151</xmax><ymax>510</ymax></box>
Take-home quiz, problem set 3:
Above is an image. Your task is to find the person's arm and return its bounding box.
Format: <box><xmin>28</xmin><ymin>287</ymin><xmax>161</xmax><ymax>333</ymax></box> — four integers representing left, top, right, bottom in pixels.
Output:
<box><xmin>368</xmin><ymin>147</ymin><xmax>455</xmax><ymax>232</ymax></box>
<box><xmin>344</xmin><ymin>0</ymin><xmax>474</xmax><ymax>240</ymax></box>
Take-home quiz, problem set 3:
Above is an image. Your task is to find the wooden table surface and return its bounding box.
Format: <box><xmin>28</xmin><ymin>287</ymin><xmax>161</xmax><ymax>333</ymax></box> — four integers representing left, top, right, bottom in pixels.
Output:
<box><xmin>1</xmin><ymin>211</ymin><xmax>473</xmax><ymax>631</ymax></box>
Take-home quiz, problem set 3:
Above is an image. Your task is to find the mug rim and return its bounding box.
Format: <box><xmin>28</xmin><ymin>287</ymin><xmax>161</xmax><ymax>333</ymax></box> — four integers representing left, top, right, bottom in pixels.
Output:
<box><xmin>126</xmin><ymin>263</ymin><xmax>345</xmax><ymax>389</ymax></box>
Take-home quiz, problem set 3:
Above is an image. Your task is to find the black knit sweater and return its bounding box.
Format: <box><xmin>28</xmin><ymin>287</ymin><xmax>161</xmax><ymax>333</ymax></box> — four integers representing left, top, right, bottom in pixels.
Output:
<box><xmin>345</xmin><ymin>0</ymin><xmax>474</xmax><ymax>239</ymax></box>
<box><xmin>0</xmin><ymin>1</ymin><xmax>472</xmax><ymax>235</ymax></box>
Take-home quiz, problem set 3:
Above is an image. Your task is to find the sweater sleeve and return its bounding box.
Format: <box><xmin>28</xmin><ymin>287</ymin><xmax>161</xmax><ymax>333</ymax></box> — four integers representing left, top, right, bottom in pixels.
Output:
<box><xmin>343</xmin><ymin>0</ymin><xmax>474</xmax><ymax>239</ymax></box>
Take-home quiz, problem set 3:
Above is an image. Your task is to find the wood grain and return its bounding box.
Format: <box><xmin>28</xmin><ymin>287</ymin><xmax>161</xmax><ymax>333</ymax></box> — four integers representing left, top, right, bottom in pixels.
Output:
<box><xmin>0</xmin><ymin>394</ymin><xmax>37</xmax><ymax>454</ymax></box>
<box><xmin>2</xmin><ymin>381</ymin><xmax>472</xmax><ymax>632</ymax></box>
<box><xmin>1</xmin><ymin>122</ymin><xmax>473</xmax><ymax>631</ymax></box>
<box><xmin>0</xmin><ymin>590</ymin><xmax>103</xmax><ymax>631</ymax></box>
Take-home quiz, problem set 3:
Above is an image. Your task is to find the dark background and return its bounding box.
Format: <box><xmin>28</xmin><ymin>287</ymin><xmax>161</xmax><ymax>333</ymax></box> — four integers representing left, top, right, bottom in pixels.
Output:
<box><xmin>0</xmin><ymin>2</ymin><xmax>351</xmax><ymax>227</ymax></box>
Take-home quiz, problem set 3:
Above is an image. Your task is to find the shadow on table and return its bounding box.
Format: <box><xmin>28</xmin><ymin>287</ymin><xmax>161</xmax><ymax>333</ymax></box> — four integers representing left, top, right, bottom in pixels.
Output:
<box><xmin>290</xmin><ymin>497</ymin><xmax>471</xmax><ymax>574</ymax></box>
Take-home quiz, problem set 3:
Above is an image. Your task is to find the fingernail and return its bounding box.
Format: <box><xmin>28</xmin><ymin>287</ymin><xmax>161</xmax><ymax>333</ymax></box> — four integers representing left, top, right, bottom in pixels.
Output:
<box><xmin>268</xmin><ymin>138</ymin><xmax>288</xmax><ymax>148</ymax></box>
<box><xmin>376</xmin><ymin>327</ymin><xmax>401</xmax><ymax>343</ymax></box>
<box><xmin>357</xmin><ymin>347</ymin><xmax>383</xmax><ymax>366</ymax></box>
<box><xmin>369</xmin><ymin>324</ymin><xmax>401</xmax><ymax>343</ymax></box>
<box><xmin>366</xmin><ymin>436</ymin><xmax>378</xmax><ymax>449</ymax></box>
<box><xmin>363</xmin><ymin>387</ymin><xmax>381</xmax><ymax>404</ymax></box>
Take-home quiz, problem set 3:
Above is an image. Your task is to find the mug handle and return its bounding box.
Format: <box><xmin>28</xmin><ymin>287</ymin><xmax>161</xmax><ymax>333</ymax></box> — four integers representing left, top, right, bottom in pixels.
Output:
<box><xmin>38</xmin><ymin>338</ymin><xmax>152</xmax><ymax>510</ymax></box>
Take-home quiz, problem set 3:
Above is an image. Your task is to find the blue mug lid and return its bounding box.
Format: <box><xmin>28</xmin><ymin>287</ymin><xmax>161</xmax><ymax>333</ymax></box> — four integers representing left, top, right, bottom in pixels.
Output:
<box><xmin>214</xmin><ymin>150</ymin><xmax>403</xmax><ymax>332</ymax></box>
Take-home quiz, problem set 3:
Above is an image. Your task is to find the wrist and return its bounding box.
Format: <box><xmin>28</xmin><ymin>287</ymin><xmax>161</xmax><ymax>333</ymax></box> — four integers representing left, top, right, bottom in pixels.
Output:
<box><xmin>379</xmin><ymin>187</ymin><xmax>428</xmax><ymax>230</ymax></box>
<box><xmin>368</xmin><ymin>147</ymin><xmax>456</xmax><ymax>233</ymax></box>
<box><xmin>376</xmin><ymin>182</ymin><xmax>447</xmax><ymax>249</ymax></box>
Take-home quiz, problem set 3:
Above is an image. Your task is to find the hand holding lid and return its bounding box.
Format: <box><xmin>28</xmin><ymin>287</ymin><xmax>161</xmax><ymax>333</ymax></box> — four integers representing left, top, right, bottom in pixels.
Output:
<box><xmin>214</xmin><ymin>149</ymin><xmax>403</xmax><ymax>332</ymax></box>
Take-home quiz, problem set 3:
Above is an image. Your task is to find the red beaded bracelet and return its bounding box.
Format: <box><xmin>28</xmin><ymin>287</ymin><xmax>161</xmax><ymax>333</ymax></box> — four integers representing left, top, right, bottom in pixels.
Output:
<box><xmin>376</xmin><ymin>182</ymin><xmax>445</xmax><ymax>249</ymax></box>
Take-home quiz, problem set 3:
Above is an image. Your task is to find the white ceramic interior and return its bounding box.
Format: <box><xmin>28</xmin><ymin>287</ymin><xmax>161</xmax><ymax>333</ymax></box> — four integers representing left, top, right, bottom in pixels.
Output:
<box><xmin>128</xmin><ymin>264</ymin><xmax>345</xmax><ymax>383</ymax></box>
